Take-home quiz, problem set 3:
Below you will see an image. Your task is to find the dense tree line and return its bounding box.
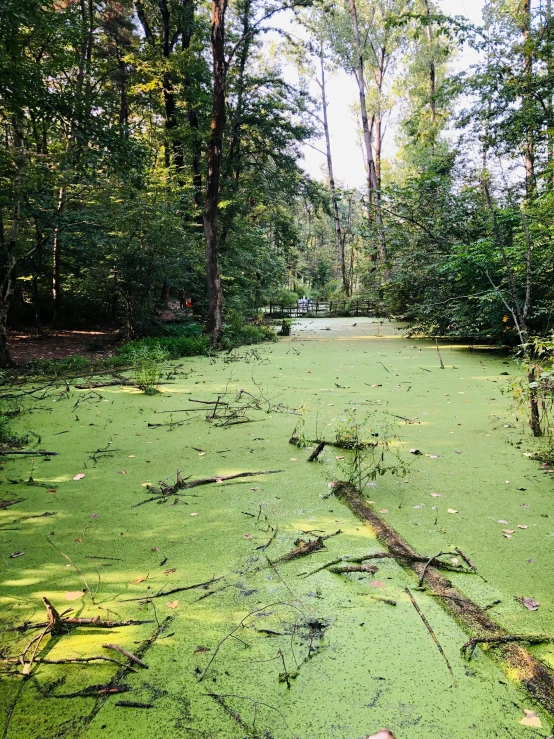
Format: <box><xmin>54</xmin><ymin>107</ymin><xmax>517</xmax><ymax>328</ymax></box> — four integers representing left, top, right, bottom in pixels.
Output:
<box><xmin>1</xmin><ymin>0</ymin><xmax>554</xmax><ymax>369</ymax></box>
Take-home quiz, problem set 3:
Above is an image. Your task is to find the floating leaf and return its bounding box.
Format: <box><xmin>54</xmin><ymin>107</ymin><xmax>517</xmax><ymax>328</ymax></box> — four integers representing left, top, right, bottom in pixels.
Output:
<box><xmin>380</xmin><ymin>509</ymin><xmax>389</xmax><ymax>514</ymax></box>
<box><xmin>429</xmin><ymin>455</ymin><xmax>440</xmax><ymax>459</ymax></box>
<box><xmin>194</xmin><ymin>645</ymin><xmax>210</xmax><ymax>654</ymax></box>
<box><xmin>522</xmin><ymin>598</ymin><xmax>540</xmax><ymax>611</ymax></box>
<box><xmin>410</xmin><ymin>449</ymin><xmax>421</xmax><ymax>455</ymax></box>
<box><xmin>65</xmin><ymin>591</ymin><xmax>84</xmax><ymax>601</ymax></box>
<box><xmin>151</xmin><ymin>546</ymin><xmax>159</xmax><ymax>552</ymax></box>
<box><xmin>447</xmin><ymin>508</ymin><xmax>458</xmax><ymax>514</ymax></box>
<box><xmin>430</xmin><ymin>493</ymin><xmax>441</xmax><ymax>497</ymax></box>
<box><xmin>244</xmin><ymin>533</ymin><xmax>253</xmax><ymax>539</ymax></box>
<box><xmin>335</xmin><ymin>456</ymin><xmax>345</xmax><ymax>460</ymax></box>
<box><xmin>47</xmin><ymin>489</ymin><xmax>57</xmax><ymax>494</ymax></box>
<box><xmin>503</xmin><ymin>534</ymin><xmax>512</xmax><ymax>539</ymax></box>
<box><xmin>518</xmin><ymin>524</ymin><xmax>528</xmax><ymax>529</ymax></box>
<box><xmin>167</xmin><ymin>600</ymin><xmax>178</xmax><ymax>609</ymax></box>
<box><xmin>190</xmin><ymin>512</ymin><xmax>198</xmax><ymax>517</ymax></box>
<box><xmin>10</xmin><ymin>551</ymin><xmax>24</xmax><ymax>558</ymax></box>
<box><xmin>128</xmin><ymin>455</ymin><xmax>135</xmax><ymax>458</ymax></box>
<box><xmin>141</xmin><ymin>482</ymin><xmax>152</xmax><ymax>487</ymax></box>
<box><xmin>519</xmin><ymin>709</ymin><xmax>541</xmax><ymax>728</ymax></box>
<box><xmin>117</xmin><ymin>470</ymin><xmax>129</xmax><ymax>475</ymax></box>
<box><xmin>498</xmin><ymin>520</ymin><xmax>509</xmax><ymax>524</ymax></box>
<box><xmin>90</xmin><ymin>513</ymin><xmax>99</xmax><ymax>518</ymax></box>
<box><xmin>369</xmin><ymin>580</ymin><xmax>387</xmax><ymax>588</ymax></box>
<box><xmin>290</xmin><ymin>458</ymin><xmax>297</xmax><ymax>461</ymax></box>
<box><xmin>73</xmin><ymin>473</ymin><xmax>85</xmax><ymax>480</ymax></box>
<box><xmin>164</xmin><ymin>568</ymin><xmax>176</xmax><ymax>575</ymax></box>
<box><xmin>502</xmin><ymin>529</ymin><xmax>515</xmax><ymax>534</ymax></box>
<box><xmin>133</xmin><ymin>575</ymin><xmax>147</xmax><ymax>585</ymax></box>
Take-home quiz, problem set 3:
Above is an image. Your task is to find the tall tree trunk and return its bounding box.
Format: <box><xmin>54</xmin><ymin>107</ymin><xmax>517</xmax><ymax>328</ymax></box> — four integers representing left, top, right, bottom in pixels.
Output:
<box><xmin>423</xmin><ymin>0</ymin><xmax>436</xmax><ymax>148</ymax></box>
<box><xmin>218</xmin><ymin>0</ymin><xmax>253</xmax><ymax>252</ymax></box>
<box><xmin>52</xmin><ymin>0</ymin><xmax>94</xmax><ymax>324</ymax></box>
<box><xmin>320</xmin><ymin>49</ymin><xmax>347</xmax><ymax>295</ymax></box>
<box><xmin>523</xmin><ymin>0</ymin><xmax>535</xmax><ymax>195</ymax></box>
<box><xmin>51</xmin><ymin>185</ymin><xmax>65</xmax><ymax>323</ymax></box>
<box><xmin>546</xmin><ymin>0</ymin><xmax>554</xmax><ymax>190</ymax></box>
<box><xmin>203</xmin><ymin>0</ymin><xmax>227</xmax><ymax>344</ymax></box>
<box><xmin>181</xmin><ymin>0</ymin><xmax>203</xmax><ymax>216</ymax></box>
<box><xmin>183</xmin><ymin>0</ymin><xmax>204</xmax><ymax>220</ymax></box>
<box><xmin>349</xmin><ymin>0</ymin><xmax>389</xmax><ymax>280</ymax></box>
<box><xmin>0</xmin><ymin>121</ymin><xmax>26</xmax><ymax>368</ymax></box>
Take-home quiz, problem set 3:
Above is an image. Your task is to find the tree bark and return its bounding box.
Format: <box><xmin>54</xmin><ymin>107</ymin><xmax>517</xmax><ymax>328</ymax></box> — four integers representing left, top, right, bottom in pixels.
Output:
<box><xmin>203</xmin><ymin>0</ymin><xmax>227</xmax><ymax>344</ymax></box>
<box><xmin>320</xmin><ymin>49</ymin><xmax>348</xmax><ymax>295</ymax></box>
<box><xmin>182</xmin><ymin>0</ymin><xmax>203</xmax><ymax>217</ymax></box>
<box><xmin>523</xmin><ymin>0</ymin><xmax>535</xmax><ymax>195</ymax></box>
<box><xmin>0</xmin><ymin>121</ymin><xmax>26</xmax><ymax>368</ymax></box>
<box><xmin>423</xmin><ymin>0</ymin><xmax>436</xmax><ymax>148</ymax></box>
<box><xmin>349</xmin><ymin>0</ymin><xmax>389</xmax><ymax>280</ymax></box>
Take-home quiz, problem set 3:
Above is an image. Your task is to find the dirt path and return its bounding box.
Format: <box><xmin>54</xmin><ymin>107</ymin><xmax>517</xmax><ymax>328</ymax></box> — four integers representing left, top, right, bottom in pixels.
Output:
<box><xmin>1</xmin><ymin>317</ymin><xmax>553</xmax><ymax>738</ymax></box>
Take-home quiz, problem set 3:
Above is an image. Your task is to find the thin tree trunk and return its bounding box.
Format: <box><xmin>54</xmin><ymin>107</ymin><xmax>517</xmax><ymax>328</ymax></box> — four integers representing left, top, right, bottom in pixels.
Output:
<box><xmin>484</xmin><ymin>180</ymin><xmax>541</xmax><ymax>436</ymax></box>
<box><xmin>349</xmin><ymin>0</ymin><xmax>389</xmax><ymax>280</ymax></box>
<box><xmin>52</xmin><ymin>0</ymin><xmax>94</xmax><ymax>324</ymax></box>
<box><xmin>546</xmin><ymin>0</ymin><xmax>554</xmax><ymax>190</ymax></box>
<box><xmin>320</xmin><ymin>49</ymin><xmax>348</xmax><ymax>295</ymax></box>
<box><xmin>203</xmin><ymin>0</ymin><xmax>227</xmax><ymax>344</ymax></box>
<box><xmin>523</xmin><ymin>0</ymin><xmax>535</xmax><ymax>195</ymax></box>
<box><xmin>51</xmin><ymin>186</ymin><xmax>65</xmax><ymax>323</ymax></box>
<box><xmin>423</xmin><ymin>0</ymin><xmax>436</xmax><ymax>147</ymax></box>
<box><xmin>181</xmin><ymin>0</ymin><xmax>203</xmax><ymax>216</ymax></box>
<box><xmin>0</xmin><ymin>121</ymin><xmax>26</xmax><ymax>368</ymax></box>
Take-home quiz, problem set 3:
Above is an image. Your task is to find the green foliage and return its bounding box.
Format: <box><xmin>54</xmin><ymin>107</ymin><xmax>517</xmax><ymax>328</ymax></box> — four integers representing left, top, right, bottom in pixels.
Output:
<box><xmin>125</xmin><ymin>344</ymin><xmax>169</xmax><ymax>394</ymax></box>
<box><xmin>507</xmin><ymin>335</ymin><xmax>554</xmax><ymax>458</ymax></box>
<box><xmin>118</xmin><ymin>335</ymin><xmax>210</xmax><ymax>361</ymax></box>
<box><xmin>220</xmin><ymin>313</ymin><xmax>277</xmax><ymax>350</ymax></box>
<box><xmin>278</xmin><ymin>319</ymin><xmax>292</xmax><ymax>336</ymax></box>
<box><xmin>334</xmin><ymin>410</ymin><xmax>407</xmax><ymax>491</ymax></box>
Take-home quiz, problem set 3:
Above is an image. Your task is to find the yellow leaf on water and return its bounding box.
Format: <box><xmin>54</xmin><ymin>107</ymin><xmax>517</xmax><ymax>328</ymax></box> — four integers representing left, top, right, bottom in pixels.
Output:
<box><xmin>65</xmin><ymin>591</ymin><xmax>84</xmax><ymax>601</ymax></box>
<box><xmin>167</xmin><ymin>600</ymin><xmax>178</xmax><ymax>609</ymax></box>
<box><xmin>519</xmin><ymin>710</ymin><xmax>541</xmax><ymax>728</ymax></box>
<box><xmin>447</xmin><ymin>508</ymin><xmax>458</xmax><ymax>514</ymax></box>
<box><xmin>133</xmin><ymin>575</ymin><xmax>147</xmax><ymax>585</ymax></box>
<box><xmin>141</xmin><ymin>482</ymin><xmax>152</xmax><ymax>487</ymax></box>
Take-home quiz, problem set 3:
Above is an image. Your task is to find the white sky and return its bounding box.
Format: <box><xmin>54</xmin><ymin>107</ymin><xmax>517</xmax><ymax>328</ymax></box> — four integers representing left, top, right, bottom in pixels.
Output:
<box><xmin>296</xmin><ymin>0</ymin><xmax>486</xmax><ymax>188</ymax></box>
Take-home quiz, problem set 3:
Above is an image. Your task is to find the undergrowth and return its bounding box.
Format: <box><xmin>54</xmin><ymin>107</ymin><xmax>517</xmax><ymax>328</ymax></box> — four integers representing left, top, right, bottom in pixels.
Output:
<box><xmin>1</xmin><ymin>320</ymin><xmax>277</xmax><ymax>383</ymax></box>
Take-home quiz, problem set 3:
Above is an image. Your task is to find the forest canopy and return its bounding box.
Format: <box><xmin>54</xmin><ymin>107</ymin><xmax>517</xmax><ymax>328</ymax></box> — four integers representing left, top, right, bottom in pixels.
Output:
<box><xmin>1</xmin><ymin>0</ymin><xmax>553</xmax><ymax>364</ymax></box>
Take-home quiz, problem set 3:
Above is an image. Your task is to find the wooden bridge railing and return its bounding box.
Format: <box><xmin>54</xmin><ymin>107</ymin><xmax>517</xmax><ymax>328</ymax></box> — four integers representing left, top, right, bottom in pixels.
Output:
<box><xmin>263</xmin><ymin>300</ymin><xmax>373</xmax><ymax>318</ymax></box>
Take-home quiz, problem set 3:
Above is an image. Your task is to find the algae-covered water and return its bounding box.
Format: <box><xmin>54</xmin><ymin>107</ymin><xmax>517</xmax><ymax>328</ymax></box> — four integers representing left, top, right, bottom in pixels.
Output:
<box><xmin>1</xmin><ymin>317</ymin><xmax>553</xmax><ymax>738</ymax></box>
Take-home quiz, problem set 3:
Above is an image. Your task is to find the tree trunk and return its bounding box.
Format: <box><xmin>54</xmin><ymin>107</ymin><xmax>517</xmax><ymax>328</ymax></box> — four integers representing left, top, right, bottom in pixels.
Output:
<box><xmin>349</xmin><ymin>0</ymin><xmax>389</xmax><ymax>281</ymax></box>
<box><xmin>320</xmin><ymin>50</ymin><xmax>348</xmax><ymax>295</ymax></box>
<box><xmin>0</xmin><ymin>120</ymin><xmax>25</xmax><ymax>368</ymax></box>
<box><xmin>546</xmin><ymin>0</ymin><xmax>554</xmax><ymax>190</ymax></box>
<box><xmin>51</xmin><ymin>185</ymin><xmax>65</xmax><ymax>323</ymax></box>
<box><xmin>203</xmin><ymin>0</ymin><xmax>227</xmax><ymax>344</ymax></box>
<box><xmin>423</xmin><ymin>0</ymin><xmax>436</xmax><ymax>147</ymax></box>
<box><xmin>181</xmin><ymin>0</ymin><xmax>203</xmax><ymax>216</ymax></box>
<box><xmin>523</xmin><ymin>0</ymin><xmax>535</xmax><ymax>195</ymax></box>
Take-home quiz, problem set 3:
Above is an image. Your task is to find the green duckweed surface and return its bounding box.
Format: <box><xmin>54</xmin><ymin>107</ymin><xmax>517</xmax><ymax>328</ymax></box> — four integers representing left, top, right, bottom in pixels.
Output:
<box><xmin>1</xmin><ymin>317</ymin><xmax>553</xmax><ymax>739</ymax></box>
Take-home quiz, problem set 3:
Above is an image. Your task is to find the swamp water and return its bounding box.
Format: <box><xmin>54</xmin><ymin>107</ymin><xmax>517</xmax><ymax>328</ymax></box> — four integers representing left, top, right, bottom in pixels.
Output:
<box><xmin>1</xmin><ymin>317</ymin><xmax>553</xmax><ymax>739</ymax></box>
